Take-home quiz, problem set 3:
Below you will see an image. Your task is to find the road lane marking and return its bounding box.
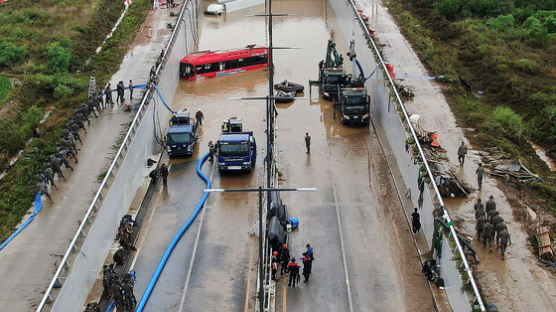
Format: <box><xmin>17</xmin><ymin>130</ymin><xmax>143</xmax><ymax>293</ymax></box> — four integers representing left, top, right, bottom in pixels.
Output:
<box><xmin>243</xmin><ymin>236</ymin><xmax>256</xmax><ymax>312</ymax></box>
<box><xmin>178</xmin><ymin>161</ymin><xmax>215</xmax><ymax>312</ymax></box>
<box><xmin>332</xmin><ymin>180</ymin><xmax>355</xmax><ymax>312</ymax></box>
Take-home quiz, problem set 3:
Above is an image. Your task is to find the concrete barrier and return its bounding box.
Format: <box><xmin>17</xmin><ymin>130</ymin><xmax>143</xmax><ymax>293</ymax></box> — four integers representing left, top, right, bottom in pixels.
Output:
<box><xmin>37</xmin><ymin>1</ymin><xmax>200</xmax><ymax>310</ymax></box>
<box><xmin>328</xmin><ymin>1</ymin><xmax>485</xmax><ymax>311</ymax></box>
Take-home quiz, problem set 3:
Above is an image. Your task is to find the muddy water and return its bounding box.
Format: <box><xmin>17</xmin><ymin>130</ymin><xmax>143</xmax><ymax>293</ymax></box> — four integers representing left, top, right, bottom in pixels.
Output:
<box><xmin>132</xmin><ymin>0</ymin><xmax>435</xmax><ymax>311</ymax></box>
<box><xmin>357</xmin><ymin>0</ymin><xmax>556</xmax><ymax>310</ymax></box>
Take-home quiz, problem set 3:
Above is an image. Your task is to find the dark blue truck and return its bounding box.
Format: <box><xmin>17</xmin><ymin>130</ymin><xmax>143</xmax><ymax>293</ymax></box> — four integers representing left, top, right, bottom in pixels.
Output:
<box><xmin>216</xmin><ymin>117</ymin><xmax>257</xmax><ymax>172</ymax></box>
<box><xmin>167</xmin><ymin>111</ymin><xmax>199</xmax><ymax>157</ymax></box>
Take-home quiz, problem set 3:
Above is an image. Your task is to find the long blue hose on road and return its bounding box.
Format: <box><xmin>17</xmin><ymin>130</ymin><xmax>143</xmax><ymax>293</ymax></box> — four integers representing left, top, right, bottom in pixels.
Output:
<box><xmin>135</xmin><ymin>153</ymin><xmax>212</xmax><ymax>312</ymax></box>
<box><xmin>0</xmin><ymin>192</ymin><xmax>43</xmax><ymax>252</ymax></box>
<box><xmin>354</xmin><ymin>58</ymin><xmax>382</xmax><ymax>81</ymax></box>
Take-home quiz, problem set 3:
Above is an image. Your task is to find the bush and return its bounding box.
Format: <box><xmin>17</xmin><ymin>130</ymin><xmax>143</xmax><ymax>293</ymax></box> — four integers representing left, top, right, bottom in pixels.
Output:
<box><xmin>523</xmin><ymin>16</ymin><xmax>549</xmax><ymax>47</ymax></box>
<box><xmin>486</xmin><ymin>14</ymin><xmax>515</xmax><ymax>30</ymax></box>
<box><xmin>545</xmin><ymin>15</ymin><xmax>556</xmax><ymax>33</ymax></box>
<box><xmin>435</xmin><ymin>0</ymin><xmax>463</xmax><ymax>19</ymax></box>
<box><xmin>54</xmin><ymin>83</ymin><xmax>73</xmax><ymax>100</ymax></box>
<box><xmin>0</xmin><ymin>75</ymin><xmax>11</xmax><ymax>104</ymax></box>
<box><xmin>47</xmin><ymin>41</ymin><xmax>72</xmax><ymax>73</ymax></box>
<box><xmin>514</xmin><ymin>58</ymin><xmax>542</xmax><ymax>74</ymax></box>
<box><xmin>492</xmin><ymin>106</ymin><xmax>525</xmax><ymax>139</ymax></box>
<box><xmin>22</xmin><ymin>105</ymin><xmax>43</xmax><ymax>127</ymax></box>
<box><xmin>465</xmin><ymin>0</ymin><xmax>513</xmax><ymax>17</ymax></box>
<box><xmin>0</xmin><ymin>41</ymin><xmax>26</xmax><ymax>69</ymax></box>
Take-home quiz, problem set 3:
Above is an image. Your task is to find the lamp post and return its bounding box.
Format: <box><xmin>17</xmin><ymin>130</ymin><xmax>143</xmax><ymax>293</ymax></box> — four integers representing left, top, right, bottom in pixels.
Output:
<box><xmin>204</xmin><ymin>187</ymin><xmax>316</xmax><ymax>312</ymax></box>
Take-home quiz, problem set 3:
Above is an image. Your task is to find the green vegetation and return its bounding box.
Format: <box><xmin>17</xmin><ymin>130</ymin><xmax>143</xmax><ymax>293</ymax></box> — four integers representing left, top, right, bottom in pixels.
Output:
<box><xmin>387</xmin><ymin>0</ymin><xmax>556</xmax><ymax>213</ymax></box>
<box><xmin>0</xmin><ymin>0</ymin><xmax>151</xmax><ymax>241</ymax></box>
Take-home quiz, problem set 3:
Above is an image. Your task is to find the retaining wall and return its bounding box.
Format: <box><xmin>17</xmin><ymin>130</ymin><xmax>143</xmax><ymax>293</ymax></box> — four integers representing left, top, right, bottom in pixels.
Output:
<box><xmin>48</xmin><ymin>1</ymin><xmax>200</xmax><ymax>310</ymax></box>
<box><xmin>329</xmin><ymin>1</ymin><xmax>474</xmax><ymax>311</ymax></box>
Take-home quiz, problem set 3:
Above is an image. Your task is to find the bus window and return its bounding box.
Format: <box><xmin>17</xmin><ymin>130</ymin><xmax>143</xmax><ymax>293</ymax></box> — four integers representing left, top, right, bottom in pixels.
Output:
<box><xmin>180</xmin><ymin>63</ymin><xmax>194</xmax><ymax>78</ymax></box>
<box><xmin>219</xmin><ymin>62</ymin><xmax>225</xmax><ymax>71</ymax></box>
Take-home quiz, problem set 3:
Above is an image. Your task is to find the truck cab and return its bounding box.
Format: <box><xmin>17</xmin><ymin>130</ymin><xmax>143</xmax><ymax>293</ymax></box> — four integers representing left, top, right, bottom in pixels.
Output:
<box><xmin>319</xmin><ymin>67</ymin><xmax>349</xmax><ymax>101</ymax></box>
<box><xmin>337</xmin><ymin>88</ymin><xmax>370</xmax><ymax>125</ymax></box>
<box><xmin>216</xmin><ymin>117</ymin><xmax>257</xmax><ymax>172</ymax></box>
<box><xmin>167</xmin><ymin>111</ymin><xmax>199</xmax><ymax>157</ymax></box>
<box><xmin>205</xmin><ymin>3</ymin><xmax>225</xmax><ymax>15</ymax></box>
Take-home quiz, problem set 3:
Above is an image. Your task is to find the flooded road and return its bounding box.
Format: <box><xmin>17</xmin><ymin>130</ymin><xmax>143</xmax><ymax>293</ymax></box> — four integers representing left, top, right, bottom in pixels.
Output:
<box><xmin>357</xmin><ymin>0</ymin><xmax>556</xmax><ymax>310</ymax></box>
<box><xmin>131</xmin><ymin>0</ymin><xmax>434</xmax><ymax>311</ymax></box>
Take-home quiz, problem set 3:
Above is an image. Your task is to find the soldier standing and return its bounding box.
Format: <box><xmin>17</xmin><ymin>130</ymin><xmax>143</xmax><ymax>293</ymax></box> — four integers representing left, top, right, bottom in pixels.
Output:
<box><xmin>457</xmin><ymin>141</ymin><xmax>467</xmax><ymax>166</ymax></box>
<box><xmin>129</xmin><ymin>80</ymin><xmax>134</xmax><ymax>101</ymax></box>
<box><xmin>37</xmin><ymin>181</ymin><xmax>52</xmax><ymax>202</ymax></box>
<box><xmin>476</xmin><ymin>215</ymin><xmax>486</xmax><ymax>238</ymax></box>
<box><xmin>476</xmin><ymin>163</ymin><xmax>485</xmax><ymax>191</ymax></box>
<box><xmin>498</xmin><ymin>230</ymin><xmax>511</xmax><ymax>258</ymax></box>
<box><xmin>411</xmin><ymin>208</ymin><xmax>421</xmax><ymax>234</ymax></box>
<box><xmin>482</xmin><ymin>221</ymin><xmax>494</xmax><ymax>249</ymax></box>
<box><xmin>195</xmin><ymin>109</ymin><xmax>204</xmax><ymax>125</ymax></box>
<box><xmin>495</xmin><ymin>222</ymin><xmax>508</xmax><ymax>245</ymax></box>
<box><xmin>305</xmin><ymin>132</ymin><xmax>311</xmax><ymax>153</ymax></box>
<box><xmin>117</xmin><ymin>81</ymin><xmax>125</xmax><ymax>104</ymax></box>
<box><xmin>105</xmin><ymin>83</ymin><xmax>114</xmax><ymax>106</ymax></box>
<box><xmin>475</xmin><ymin>209</ymin><xmax>485</xmax><ymax>220</ymax></box>
<box><xmin>488</xmin><ymin>209</ymin><xmax>500</xmax><ymax>222</ymax></box>
<box><xmin>473</xmin><ymin>198</ymin><xmax>484</xmax><ymax>212</ymax></box>
<box><xmin>44</xmin><ymin>166</ymin><xmax>57</xmax><ymax>189</ymax></box>
<box><xmin>485</xmin><ymin>195</ymin><xmax>496</xmax><ymax>213</ymax></box>
<box><xmin>160</xmin><ymin>164</ymin><xmax>169</xmax><ymax>186</ymax></box>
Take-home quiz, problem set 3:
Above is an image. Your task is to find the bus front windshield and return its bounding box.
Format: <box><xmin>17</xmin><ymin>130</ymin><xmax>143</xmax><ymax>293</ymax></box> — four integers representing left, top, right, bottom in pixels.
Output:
<box><xmin>219</xmin><ymin>142</ymin><xmax>249</xmax><ymax>157</ymax></box>
<box><xmin>168</xmin><ymin>132</ymin><xmax>191</xmax><ymax>144</ymax></box>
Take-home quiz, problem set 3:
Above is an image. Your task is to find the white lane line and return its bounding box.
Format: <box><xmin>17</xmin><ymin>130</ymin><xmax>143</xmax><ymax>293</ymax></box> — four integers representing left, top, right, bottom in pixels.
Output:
<box><xmin>332</xmin><ymin>180</ymin><xmax>355</xmax><ymax>312</ymax></box>
<box><xmin>178</xmin><ymin>161</ymin><xmax>216</xmax><ymax>312</ymax></box>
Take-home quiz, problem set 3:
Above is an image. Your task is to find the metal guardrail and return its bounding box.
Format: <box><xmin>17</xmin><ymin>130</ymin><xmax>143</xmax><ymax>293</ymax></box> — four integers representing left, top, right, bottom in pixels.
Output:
<box><xmin>346</xmin><ymin>1</ymin><xmax>486</xmax><ymax>311</ymax></box>
<box><xmin>36</xmin><ymin>1</ymin><xmax>197</xmax><ymax>310</ymax></box>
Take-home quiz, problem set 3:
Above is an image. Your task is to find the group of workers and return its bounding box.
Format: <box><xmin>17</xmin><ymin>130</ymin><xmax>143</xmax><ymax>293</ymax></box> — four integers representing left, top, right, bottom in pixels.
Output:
<box><xmin>271</xmin><ymin>244</ymin><xmax>314</xmax><ymax>288</ymax></box>
<box><xmin>474</xmin><ymin>196</ymin><xmax>512</xmax><ymax>258</ymax></box>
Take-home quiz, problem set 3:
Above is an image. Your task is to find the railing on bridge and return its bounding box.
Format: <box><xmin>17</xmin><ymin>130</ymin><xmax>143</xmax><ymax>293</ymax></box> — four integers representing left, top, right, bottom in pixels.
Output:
<box><xmin>36</xmin><ymin>1</ymin><xmax>199</xmax><ymax>310</ymax></box>
<box><xmin>339</xmin><ymin>1</ymin><xmax>486</xmax><ymax>311</ymax></box>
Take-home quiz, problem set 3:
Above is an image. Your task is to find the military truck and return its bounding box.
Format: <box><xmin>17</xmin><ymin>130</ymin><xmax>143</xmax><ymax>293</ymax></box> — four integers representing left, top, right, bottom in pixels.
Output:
<box><xmin>336</xmin><ymin>87</ymin><xmax>370</xmax><ymax>125</ymax></box>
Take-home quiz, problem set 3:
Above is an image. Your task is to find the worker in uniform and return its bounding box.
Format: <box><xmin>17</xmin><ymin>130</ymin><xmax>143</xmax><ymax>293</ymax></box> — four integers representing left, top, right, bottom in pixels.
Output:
<box><xmin>485</xmin><ymin>196</ymin><xmax>496</xmax><ymax>213</ymax></box>
<box><xmin>488</xmin><ymin>209</ymin><xmax>500</xmax><ymax>222</ymax></box>
<box><xmin>57</xmin><ymin>150</ymin><xmax>74</xmax><ymax>171</ymax></box>
<box><xmin>105</xmin><ymin>83</ymin><xmax>114</xmax><ymax>106</ymax></box>
<box><xmin>473</xmin><ymin>198</ymin><xmax>484</xmax><ymax>212</ymax></box>
<box><xmin>70</xmin><ymin>122</ymin><xmax>83</xmax><ymax>143</ymax></box>
<box><xmin>208</xmin><ymin>141</ymin><xmax>215</xmax><ymax>161</ymax></box>
<box><xmin>302</xmin><ymin>252</ymin><xmax>313</xmax><ymax>283</ymax></box>
<box><xmin>271</xmin><ymin>251</ymin><xmax>279</xmax><ymax>281</ymax></box>
<box><xmin>482</xmin><ymin>221</ymin><xmax>494</xmax><ymax>249</ymax></box>
<box><xmin>495</xmin><ymin>222</ymin><xmax>508</xmax><ymax>245</ymax></box>
<box><xmin>457</xmin><ymin>141</ymin><xmax>467</xmax><ymax>166</ymax></box>
<box><xmin>475</xmin><ymin>163</ymin><xmax>485</xmax><ymax>191</ymax></box>
<box><xmin>160</xmin><ymin>164</ymin><xmax>169</xmax><ymax>186</ymax></box>
<box><xmin>475</xmin><ymin>208</ymin><xmax>485</xmax><ymax>220</ymax></box>
<box><xmin>44</xmin><ymin>166</ymin><xmax>57</xmax><ymax>189</ymax></box>
<box><xmin>305</xmin><ymin>132</ymin><xmax>311</xmax><ymax>153</ymax></box>
<box><xmin>476</xmin><ymin>215</ymin><xmax>487</xmax><ymax>238</ymax></box>
<box><xmin>117</xmin><ymin>81</ymin><xmax>125</xmax><ymax>105</ymax></box>
<box><xmin>287</xmin><ymin>258</ymin><xmax>300</xmax><ymax>287</ymax></box>
<box><xmin>280</xmin><ymin>244</ymin><xmax>290</xmax><ymax>275</ymax></box>
<box><xmin>129</xmin><ymin>80</ymin><xmax>134</xmax><ymax>101</ymax></box>
<box><xmin>411</xmin><ymin>208</ymin><xmax>421</xmax><ymax>234</ymax></box>
<box><xmin>37</xmin><ymin>181</ymin><xmax>52</xmax><ymax>202</ymax></box>
<box><xmin>498</xmin><ymin>229</ymin><xmax>511</xmax><ymax>258</ymax></box>
<box><xmin>50</xmin><ymin>155</ymin><xmax>66</xmax><ymax>180</ymax></box>
<box><xmin>195</xmin><ymin>109</ymin><xmax>204</xmax><ymax>125</ymax></box>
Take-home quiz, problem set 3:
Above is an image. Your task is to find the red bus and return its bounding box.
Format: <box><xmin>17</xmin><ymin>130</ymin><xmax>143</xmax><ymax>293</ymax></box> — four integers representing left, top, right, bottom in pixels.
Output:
<box><xmin>180</xmin><ymin>45</ymin><xmax>269</xmax><ymax>81</ymax></box>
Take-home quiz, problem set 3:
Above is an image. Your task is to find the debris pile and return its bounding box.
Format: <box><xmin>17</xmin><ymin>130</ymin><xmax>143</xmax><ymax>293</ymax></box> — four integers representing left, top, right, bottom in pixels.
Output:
<box><xmin>478</xmin><ymin>148</ymin><xmax>544</xmax><ymax>184</ymax></box>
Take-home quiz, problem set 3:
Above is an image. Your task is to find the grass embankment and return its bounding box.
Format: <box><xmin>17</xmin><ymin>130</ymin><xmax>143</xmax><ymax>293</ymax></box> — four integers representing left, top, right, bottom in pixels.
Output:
<box><xmin>386</xmin><ymin>0</ymin><xmax>556</xmax><ymax>216</ymax></box>
<box><xmin>0</xmin><ymin>0</ymin><xmax>151</xmax><ymax>241</ymax></box>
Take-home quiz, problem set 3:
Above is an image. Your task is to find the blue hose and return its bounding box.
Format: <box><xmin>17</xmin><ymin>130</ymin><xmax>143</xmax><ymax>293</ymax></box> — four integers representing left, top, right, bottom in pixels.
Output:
<box><xmin>105</xmin><ymin>301</ymin><xmax>116</xmax><ymax>312</ymax></box>
<box><xmin>355</xmin><ymin>58</ymin><xmax>382</xmax><ymax>81</ymax></box>
<box><xmin>135</xmin><ymin>153</ymin><xmax>212</xmax><ymax>311</ymax></box>
<box><xmin>0</xmin><ymin>192</ymin><xmax>43</xmax><ymax>252</ymax></box>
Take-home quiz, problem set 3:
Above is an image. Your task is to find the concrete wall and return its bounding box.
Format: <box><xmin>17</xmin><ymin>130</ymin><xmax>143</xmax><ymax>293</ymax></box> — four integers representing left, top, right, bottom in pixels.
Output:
<box><xmin>50</xmin><ymin>1</ymin><xmax>200</xmax><ymax>310</ymax></box>
<box><xmin>329</xmin><ymin>1</ymin><xmax>472</xmax><ymax>311</ymax></box>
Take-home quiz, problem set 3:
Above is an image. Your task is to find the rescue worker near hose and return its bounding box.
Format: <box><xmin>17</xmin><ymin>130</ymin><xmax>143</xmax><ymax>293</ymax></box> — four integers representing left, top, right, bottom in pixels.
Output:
<box><xmin>476</xmin><ymin>163</ymin><xmax>485</xmax><ymax>191</ymax></box>
<box><xmin>457</xmin><ymin>141</ymin><xmax>467</xmax><ymax>166</ymax></box>
<box><xmin>129</xmin><ymin>80</ymin><xmax>134</xmax><ymax>101</ymax></box>
<box><xmin>160</xmin><ymin>164</ymin><xmax>169</xmax><ymax>186</ymax></box>
<box><xmin>208</xmin><ymin>141</ymin><xmax>215</xmax><ymax>162</ymax></box>
<box><xmin>37</xmin><ymin>181</ymin><xmax>52</xmax><ymax>203</ymax></box>
<box><xmin>117</xmin><ymin>81</ymin><xmax>125</xmax><ymax>105</ymax></box>
<box><xmin>287</xmin><ymin>258</ymin><xmax>300</xmax><ymax>287</ymax></box>
<box><xmin>105</xmin><ymin>83</ymin><xmax>114</xmax><ymax>106</ymax></box>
